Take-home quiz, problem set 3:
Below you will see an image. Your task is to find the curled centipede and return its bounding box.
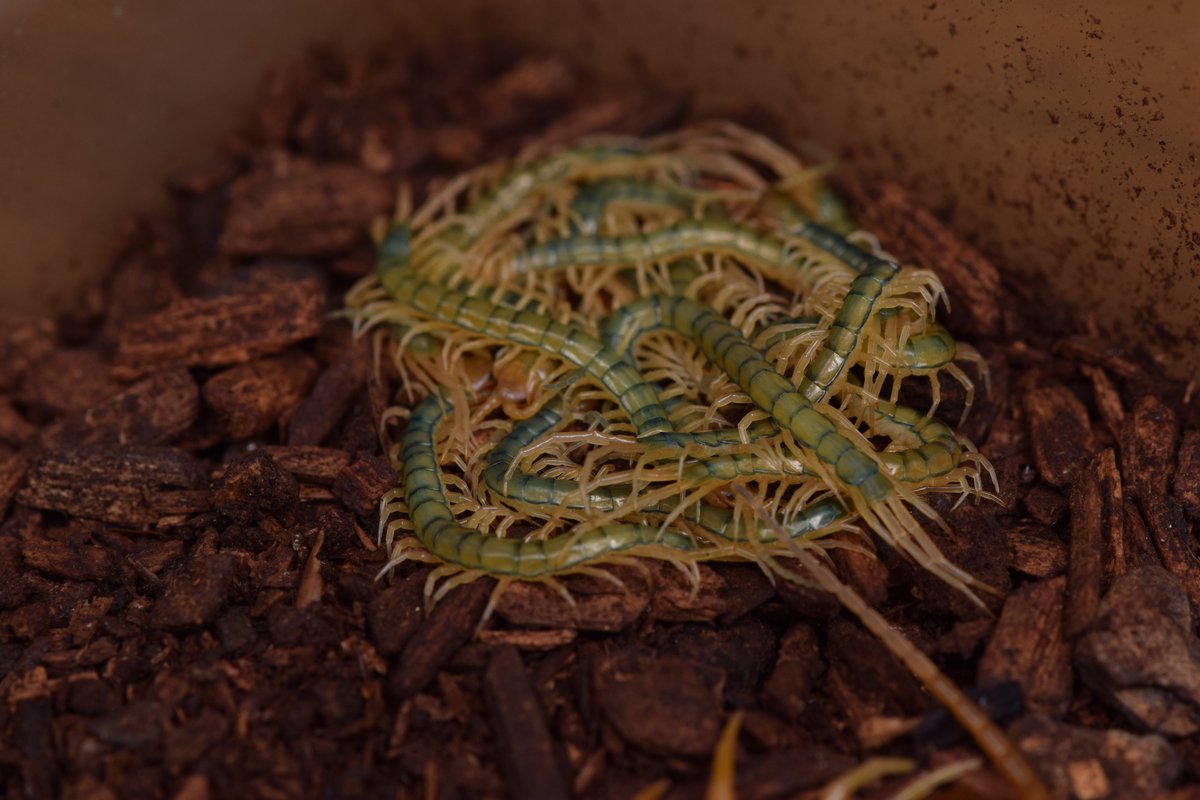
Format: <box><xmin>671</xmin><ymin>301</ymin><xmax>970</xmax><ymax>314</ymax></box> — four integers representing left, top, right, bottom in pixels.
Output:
<box><xmin>345</xmin><ymin>121</ymin><xmax>1053</xmax><ymax>798</ymax></box>
<box><xmin>347</xmin><ymin>120</ymin><xmax>996</xmax><ymax>607</ymax></box>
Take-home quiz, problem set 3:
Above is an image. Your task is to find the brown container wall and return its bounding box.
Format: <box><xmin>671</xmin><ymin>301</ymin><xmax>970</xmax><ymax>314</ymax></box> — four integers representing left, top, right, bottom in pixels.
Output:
<box><xmin>1</xmin><ymin>1</ymin><xmax>1197</xmax><ymax>376</ymax></box>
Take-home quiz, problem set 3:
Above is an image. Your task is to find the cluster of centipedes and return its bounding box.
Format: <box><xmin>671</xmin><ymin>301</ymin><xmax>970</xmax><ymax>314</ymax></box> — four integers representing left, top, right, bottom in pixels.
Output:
<box><xmin>346</xmin><ymin>121</ymin><xmax>999</xmax><ymax>614</ymax></box>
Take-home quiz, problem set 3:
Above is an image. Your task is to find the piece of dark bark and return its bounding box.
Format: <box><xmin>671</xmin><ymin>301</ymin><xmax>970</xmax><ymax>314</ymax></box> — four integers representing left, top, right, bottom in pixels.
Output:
<box><xmin>662</xmin><ymin>619</ymin><xmax>777</xmax><ymax>705</ymax></box>
<box><xmin>1006</xmin><ymin>523</ymin><xmax>1067</xmax><ymax>579</ymax></box>
<box><xmin>368</xmin><ymin>571</ymin><xmax>427</xmax><ymax>657</ymax></box>
<box><xmin>430</xmin><ymin>124</ymin><xmax>485</xmax><ymax>165</ymax></box>
<box><xmin>761</xmin><ymin>623</ymin><xmax>824</xmax><ymax>722</ymax></box>
<box><xmin>1124</xmin><ymin>500</ymin><xmax>1165</xmax><ymax>571</ymax></box>
<box><xmin>978</xmin><ymin>577</ymin><xmax>1072</xmax><ymax>717</ymax></box>
<box><xmin>214</xmin><ymin>606</ymin><xmax>257</xmax><ymax>654</ymax></box>
<box><xmin>219</xmin><ymin>163</ymin><xmax>392</xmax><ymax>257</ymax></box>
<box><xmin>0</xmin><ymin>318</ymin><xmax>56</xmax><ymax>391</ymax></box>
<box><xmin>475</xmin><ymin>56</ymin><xmax>576</xmax><ymax>132</ymax></box>
<box><xmin>931</xmin><ymin>617</ymin><xmax>996</xmax><ymax>659</ymax></box>
<box><xmin>164</xmin><ymin>711</ymin><xmax>228</xmax><ymax>776</ymax></box>
<box><xmin>388</xmin><ymin>579</ymin><xmax>492</xmax><ymax>699</ymax></box>
<box><xmin>648</xmin><ymin>562</ymin><xmax>730</xmax><ymax>623</ymax></box>
<box><xmin>287</xmin><ymin>57</ymin><xmax>433</xmax><ymax>172</ymax></box>
<box><xmin>1080</xmin><ymin>364</ymin><xmax>1126</xmax><ymax>442</ymax></box>
<box><xmin>151</xmin><ymin>552</ymin><xmax>240</xmax><ymax>630</ymax></box>
<box><xmin>1066</xmin><ymin>452</ymin><xmax>1106</xmax><ymax>637</ymax></box>
<box><xmin>287</xmin><ymin>336</ymin><xmax>370</xmax><ymax>446</ymax></box>
<box><xmin>1056</xmin><ymin>336</ymin><xmax>1148</xmax><ymax>382</ymax></box>
<box><xmin>826</xmin><ymin>618</ymin><xmax>929</xmax><ymax>716</ymax></box>
<box><xmin>1177</xmin><ymin>430</ymin><xmax>1200</xmax><ymax>520</ymax></box>
<box><xmin>212</xmin><ymin>451</ymin><xmax>301</xmax><ymax>526</ymax></box>
<box><xmin>0</xmin><ymin>398</ymin><xmax>37</xmax><ymax>445</ymax></box>
<box><xmin>830</xmin><ymin>533</ymin><xmax>889</xmax><ymax>608</ymax></box>
<box><xmin>132</xmin><ymin>539</ymin><xmax>185</xmax><ymax>575</ymax></box>
<box><xmin>0</xmin><ymin>535</ymin><xmax>31</xmax><ymax>608</ymax></box>
<box><xmin>483</xmin><ymin>645</ymin><xmax>570</xmax><ymax>800</ymax></box>
<box><xmin>1141</xmin><ymin>496</ymin><xmax>1200</xmax><ymax>612</ymax></box>
<box><xmin>328</xmin><ymin>393</ymin><xmax>381</xmax><ymax>457</ymax></box>
<box><xmin>202</xmin><ymin>353</ymin><xmax>318</xmax><ymax>439</ymax></box>
<box><xmin>12</xmin><ymin>697</ymin><xmax>59</xmax><ymax>800</ymax></box>
<box><xmin>1013</xmin><ymin>716</ymin><xmax>1180</xmax><ymax>799</ymax></box>
<box><xmin>20</xmin><ymin>536</ymin><xmax>118</xmax><ymax>582</ymax></box>
<box><xmin>1022</xmin><ymin>483</ymin><xmax>1068</xmax><ymax>527</ymax></box>
<box><xmin>49</xmin><ymin>367</ymin><xmax>200</xmax><ymax>448</ymax></box>
<box><xmin>914</xmin><ymin>682</ymin><xmax>1024</xmax><ymax>752</ymax></box>
<box><xmin>113</xmin><ymin>278</ymin><xmax>324</xmax><ymax>378</ymax></box>
<box><xmin>330</xmin><ymin>249</ymin><xmax>374</xmax><ymax>280</ymax></box>
<box><xmin>1025</xmin><ymin>383</ymin><xmax>1095</xmax><ymax>488</ymax></box>
<box><xmin>841</xmin><ymin>179</ymin><xmax>1002</xmax><ymax>336</ymax></box>
<box><xmin>89</xmin><ymin>699</ymin><xmax>164</xmax><ymax>752</ymax></box>
<box><xmin>19</xmin><ymin>349</ymin><xmax>121</xmax><ymax>416</ymax></box>
<box><xmin>712</xmin><ymin>563</ymin><xmax>777</xmax><ymax>622</ymax></box>
<box><xmin>904</xmin><ymin>499</ymin><xmax>1010</xmax><ymax>619</ymax></box>
<box><xmin>774</xmin><ymin>563</ymin><xmax>842</xmax><ymax>619</ymax></box>
<box><xmin>1</xmin><ymin>450</ymin><xmax>27</xmax><ymax>518</ymax></box>
<box><xmin>1123</xmin><ymin>394</ymin><xmax>1179</xmax><ymax>502</ymax></box>
<box><xmin>190</xmin><ymin>258</ymin><xmax>329</xmax><ymax>300</ymax></box>
<box><xmin>246</xmin><ymin>540</ymin><xmax>298</xmax><ymax>592</ymax></box>
<box><xmin>476</xmin><ymin>628</ymin><xmax>576</xmax><ymax>651</ymax></box>
<box><xmin>293</xmin><ymin>503</ymin><xmax>357</xmax><ymax>561</ymax></box>
<box><xmin>18</xmin><ymin>446</ymin><xmax>206</xmax><ymax>528</ymax></box>
<box><xmin>330</xmin><ymin>455</ymin><xmax>393</xmax><ymax>520</ymax></box>
<box><xmin>265</xmin><ymin>604</ymin><xmax>341</xmax><ymax>650</ymax></box>
<box><xmin>983</xmin><ymin>414</ymin><xmax>1029</xmax><ymax>461</ymax></box>
<box><xmin>1076</xmin><ymin>566</ymin><xmax>1200</xmax><ymax>736</ymax></box>
<box><xmin>495</xmin><ymin>568</ymin><xmax>650</xmax><ymax>632</ymax></box>
<box><xmin>987</xmin><ymin>453</ymin><xmax>1024</xmax><ymax>514</ymax></box>
<box><xmin>735</xmin><ymin>708</ymin><xmax>811</xmax><ymax>752</ymax></box>
<box><xmin>257</xmin><ymin>445</ymin><xmax>352</xmax><ymax>485</ymax></box>
<box><xmin>1091</xmin><ymin>448</ymin><xmax>1127</xmax><ymax>586</ymax></box>
<box><xmin>100</xmin><ymin>241</ymin><xmax>183</xmax><ymax>341</ymax></box>
<box><xmin>593</xmin><ymin>649</ymin><xmax>725</xmax><ymax>759</ymax></box>
<box><xmin>66</xmin><ymin>676</ymin><xmax>122</xmax><ymax>716</ymax></box>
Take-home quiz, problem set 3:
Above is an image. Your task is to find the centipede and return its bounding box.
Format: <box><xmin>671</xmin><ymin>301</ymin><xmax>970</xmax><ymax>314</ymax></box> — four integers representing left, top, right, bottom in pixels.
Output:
<box><xmin>348</xmin><ymin>122</ymin><xmax>993</xmax><ymax>606</ymax></box>
<box><xmin>343</xmin><ymin>122</ymin><xmax>1057</xmax><ymax>795</ymax></box>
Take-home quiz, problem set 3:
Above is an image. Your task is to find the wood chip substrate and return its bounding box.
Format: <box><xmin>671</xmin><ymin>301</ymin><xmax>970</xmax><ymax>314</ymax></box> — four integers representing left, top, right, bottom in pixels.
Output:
<box><xmin>2</xmin><ymin>47</ymin><xmax>1199</xmax><ymax>800</ymax></box>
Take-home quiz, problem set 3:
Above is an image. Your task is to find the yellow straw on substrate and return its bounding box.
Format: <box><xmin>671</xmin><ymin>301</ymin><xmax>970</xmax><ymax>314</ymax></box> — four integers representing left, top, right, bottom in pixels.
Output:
<box><xmin>346</xmin><ymin>120</ymin><xmax>997</xmax><ymax>609</ymax></box>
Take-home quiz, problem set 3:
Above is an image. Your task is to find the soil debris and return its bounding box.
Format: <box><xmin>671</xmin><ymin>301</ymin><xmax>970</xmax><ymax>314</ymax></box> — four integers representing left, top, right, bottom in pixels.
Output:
<box><xmin>2</xmin><ymin>44</ymin><xmax>1199</xmax><ymax>800</ymax></box>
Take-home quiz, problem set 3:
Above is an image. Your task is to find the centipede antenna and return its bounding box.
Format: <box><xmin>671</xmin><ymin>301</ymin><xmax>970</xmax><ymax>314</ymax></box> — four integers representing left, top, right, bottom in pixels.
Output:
<box><xmin>732</xmin><ymin>486</ymin><xmax>1047</xmax><ymax>799</ymax></box>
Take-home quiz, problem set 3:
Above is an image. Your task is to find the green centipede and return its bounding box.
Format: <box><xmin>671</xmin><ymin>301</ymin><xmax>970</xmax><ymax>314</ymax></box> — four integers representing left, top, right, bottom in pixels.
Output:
<box><xmin>348</xmin><ymin>121</ymin><xmax>992</xmax><ymax>607</ymax></box>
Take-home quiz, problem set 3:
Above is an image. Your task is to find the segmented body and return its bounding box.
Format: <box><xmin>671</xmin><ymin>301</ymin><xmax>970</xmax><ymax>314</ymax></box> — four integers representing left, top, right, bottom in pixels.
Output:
<box><xmin>602</xmin><ymin>295</ymin><xmax>963</xmax><ymax>484</ymax></box>
<box><xmin>515</xmin><ymin>192</ymin><xmax>947</xmax><ymax>408</ymax></box>
<box><xmin>484</xmin><ymin>397</ymin><xmax>842</xmax><ymax>543</ymax></box>
<box><xmin>347</xmin><ymin>121</ymin><xmax>1034</xmax><ymax>799</ymax></box>
<box><xmin>402</xmin><ymin>393</ymin><xmax>696</xmax><ymax>576</ymax></box>
<box><xmin>512</xmin><ymin>219</ymin><xmax>789</xmax><ymax>275</ymax></box>
<box><xmin>347</xmin><ymin>121</ymin><xmax>991</xmax><ymax>605</ymax></box>
<box><xmin>568</xmin><ymin>177</ymin><xmax>696</xmax><ymax>235</ymax></box>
